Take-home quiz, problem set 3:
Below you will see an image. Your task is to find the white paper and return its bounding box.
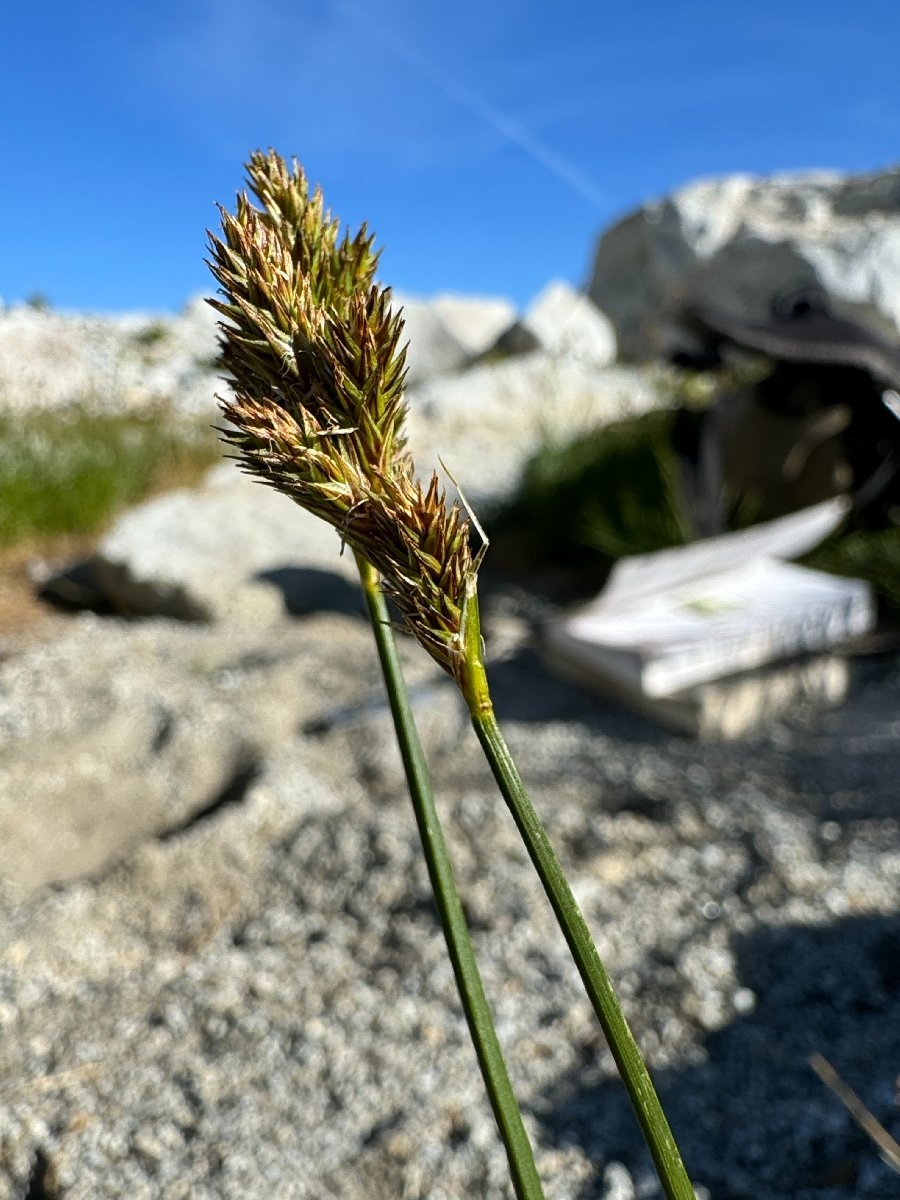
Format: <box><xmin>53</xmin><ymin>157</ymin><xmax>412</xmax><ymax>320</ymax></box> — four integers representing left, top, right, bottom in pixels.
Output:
<box><xmin>543</xmin><ymin>499</ymin><xmax>874</xmax><ymax>697</ymax></box>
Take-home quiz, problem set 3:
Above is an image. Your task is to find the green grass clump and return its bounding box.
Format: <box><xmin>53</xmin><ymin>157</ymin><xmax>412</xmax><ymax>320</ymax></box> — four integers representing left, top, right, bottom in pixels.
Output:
<box><xmin>0</xmin><ymin>405</ymin><xmax>221</xmax><ymax>547</ymax></box>
<box><xmin>488</xmin><ymin>409</ymin><xmax>693</xmax><ymax>584</ymax></box>
<box><xmin>490</xmin><ymin>405</ymin><xmax>900</xmax><ymax>614</ymax></box>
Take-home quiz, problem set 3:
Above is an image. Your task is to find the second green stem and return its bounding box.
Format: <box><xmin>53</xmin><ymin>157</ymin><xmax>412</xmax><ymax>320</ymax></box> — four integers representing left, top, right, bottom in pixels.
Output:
<box><xmin>461</xmin><ymin>582</ymin><xmax>693</xmax><ymax>1200</ymax></box>
<box><xmin>472</xmin><ymin>707</ymin><xmax>694</xmax><ymax>1200</ymax></box>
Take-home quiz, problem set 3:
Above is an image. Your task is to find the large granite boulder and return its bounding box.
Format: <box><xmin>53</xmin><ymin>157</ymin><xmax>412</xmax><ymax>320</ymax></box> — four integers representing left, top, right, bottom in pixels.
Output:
<box><xmin>0</xmin><ymin>611</ymin><xmax>378</xmax><ymax>889</ymax></box>
<box><xmin>391</xmin><ymin>292</ymin><xmax>516</xmax><ymax>384</ymax></box>
<box><xmin>0</xmin><ymin>290</ymin><xmax>518</xmax><ymax>418</ymax></box>
<box><xmin>492</xmin><ymin>281</ymin><xmax>617</xmax><ymax>365</ymax></box>
<box><xmin>589</xmin><ymin>167</ymin><xmax>900</xmax><ymax>360</ymax></box>
<box><xmin>406</xmin><ymin>354</ymin><xmax>666</xmax><ymax>506</ymax></box>
<box><xmin>90</xmin><ymin>464</ymin><xmax>359</xmax><ymax>624</ymax></box>
<box><xmin>0</xmin><ymin>295</ymin><xmax>225</xmax><ymax>416</ymax></box>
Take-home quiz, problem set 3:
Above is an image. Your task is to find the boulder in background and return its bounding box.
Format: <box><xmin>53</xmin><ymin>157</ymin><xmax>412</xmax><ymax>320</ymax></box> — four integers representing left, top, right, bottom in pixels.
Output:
<box><xmin>590</xmin><ymin>167</ymin><xmax>900</xmax><ymax>360</ymax></box>
<box><xmin>492</xmin><ymin>280</ymin><xmax>617</xmax><ymax>366</ymax></box>
<box><xmin>391</xmin><ymin>291</ymin><xmax>515</xmax><ymax>384</ymax></box>
<box><xmin>91</xmin><ymin>465</ymin><xmax>356</xmax><ymax>623</ymax></box>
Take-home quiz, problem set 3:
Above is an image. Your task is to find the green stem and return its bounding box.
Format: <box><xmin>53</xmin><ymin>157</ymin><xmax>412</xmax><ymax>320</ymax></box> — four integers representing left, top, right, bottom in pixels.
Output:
<box><xmin>355</xmin><ymin>554</ymin><xmax>546</xmax><ymax>1200</ymax></box>
<box><xmin>462</xmin><ymin>588</ymin><xmax>694</xmax><ymax>1200</ymax></box>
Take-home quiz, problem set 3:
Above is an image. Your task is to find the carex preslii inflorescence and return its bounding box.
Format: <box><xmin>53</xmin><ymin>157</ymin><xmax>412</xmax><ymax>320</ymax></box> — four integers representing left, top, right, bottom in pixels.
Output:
<box><xmin>208</xmin><ymin>150</ymin><xmax>482</xmax><ymax>690</ymax></box>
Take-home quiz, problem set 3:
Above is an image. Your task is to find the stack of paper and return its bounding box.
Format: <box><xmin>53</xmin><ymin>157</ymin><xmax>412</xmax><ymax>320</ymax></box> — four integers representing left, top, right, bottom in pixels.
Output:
<box><xmin>540</xmin><ymin>498</ymin><xmax>875</xmax><ymax>736</ymax></box>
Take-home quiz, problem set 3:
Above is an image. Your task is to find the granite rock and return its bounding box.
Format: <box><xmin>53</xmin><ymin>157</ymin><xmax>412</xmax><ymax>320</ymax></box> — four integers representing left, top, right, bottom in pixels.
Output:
<box><xmin>407</xmin><ymin>355</ymin><xmax>667</xmax><ymax>507</ymax></box>
<box><xmin>590</xmin><ymin>167</ymin><xmax>900</xmax><ymax>360</ymax></box>
<box><xmin>0</xmin><ymin>608</ymin><xmax>386</xmax><ymax>890</ymax></box>
<box><xmin>392</xmin><ymin>292</ymin><xmax>516</xmax><ymax>384</ymax></box>
<box><xmin>0</xmin><ymin>295</ymin><xmax>226</xmax><ymax>416</ymax></box>
<box><xmin>494</xmin><ymin>281</ymin><xmax>617</xmax><ymax>366</ymax></box>
<box><xmin>91</xmin><ymin>464</ymin><xmax>358</xmax><ymax>623</ymax></box>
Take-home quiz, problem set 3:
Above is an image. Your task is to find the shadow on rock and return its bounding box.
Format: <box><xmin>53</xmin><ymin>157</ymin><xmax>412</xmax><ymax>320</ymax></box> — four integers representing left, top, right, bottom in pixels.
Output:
<box><xmin>539</xmin><ymin>913</ymin><xmax>900</xmax><ymax>1199</ymax></box>
<box><xmin>38</xmin><ymin>557</ymin><xmax>209</xmax><ymax>621</ymax></box>
<box><xmin>38</xmin><ymin>559</ymin><xmax>119</xmax><ymax>616</ymax></box>
<box><xmin>254</xmin><ymin>565</ymin><xmax>366</xmax><ymax>618</ymax></box>
<box><xmin>486</xmin><ymin>645</ymin><xmax>670</xmax><ymax>746</ymax></box>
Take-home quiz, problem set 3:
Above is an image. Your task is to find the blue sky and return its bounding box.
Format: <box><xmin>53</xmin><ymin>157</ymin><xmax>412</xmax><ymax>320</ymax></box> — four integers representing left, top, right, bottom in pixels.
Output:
<box><xmin>2</xmin><ymin>1</ymin><xmax>899</xmax><ymax>313</ymax></box>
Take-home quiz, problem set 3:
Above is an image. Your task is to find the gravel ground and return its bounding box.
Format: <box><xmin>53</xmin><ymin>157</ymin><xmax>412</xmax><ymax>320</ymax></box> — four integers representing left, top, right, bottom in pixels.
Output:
<box><xmin>0</xmin><ymin>588</ymin><xmax>898</xmax><ymax>1200</ymax></box>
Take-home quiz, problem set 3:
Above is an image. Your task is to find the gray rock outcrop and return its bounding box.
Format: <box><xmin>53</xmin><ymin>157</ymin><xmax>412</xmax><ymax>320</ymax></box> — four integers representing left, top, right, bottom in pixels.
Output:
<box><xmin>0</xmin><ymin>291</ymin><xmax>518</xmax><ymax>419</ymax></box>
<box><xmin>590</xmin><ymin>166</ymin><xmax>900</xmax><ymax>360</ymax></box>
<box><xmin>0</xmin><ymin>611</ymin><xmax>376</xmax><ymax>889</ymax></box>
<box><xmin>0</xmin><ymin>296</ymin><xmax>226</xmax><ymax>416</ymax></box>
<box><xmin>492</xmin><ymin>281</ymin><xmax>618</xmax><ymax>366</ymax></box>
<box><xmin>392</xmin><ymin>292</ymin><xmax>516</xmax><ymax>384</ymax></box>
<box><xmin>407</xmin><ymin>355</ymin><xmax>666</xmax><ymax>506</ymax></box>
<box><xmin>92</xmin><ymin>465</ymin><xmax>357</xmax><ymax>624</ymax></box>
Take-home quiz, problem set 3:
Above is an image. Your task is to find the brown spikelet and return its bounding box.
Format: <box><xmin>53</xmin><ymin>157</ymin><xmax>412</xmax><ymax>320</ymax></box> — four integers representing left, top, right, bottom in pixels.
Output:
<box><xmin>207</xmin><ymin>150</ymin><xmax>482</xmax><ymax>690</ymax></box>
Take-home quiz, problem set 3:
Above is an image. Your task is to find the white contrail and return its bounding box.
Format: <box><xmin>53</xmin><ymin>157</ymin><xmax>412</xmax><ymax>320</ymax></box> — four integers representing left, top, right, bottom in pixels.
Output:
<box><xmin>338</xmin><ymin>2</ymin><xmax>606</xmax><ymax>209</ymax></box>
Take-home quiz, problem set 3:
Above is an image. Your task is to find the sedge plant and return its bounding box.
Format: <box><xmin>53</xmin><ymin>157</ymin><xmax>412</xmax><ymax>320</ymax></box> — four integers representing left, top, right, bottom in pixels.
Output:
<box><xmin>208</xmin><ymin>150</ymin><xmax>694</xmax><ymax>1200</ymax></box>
